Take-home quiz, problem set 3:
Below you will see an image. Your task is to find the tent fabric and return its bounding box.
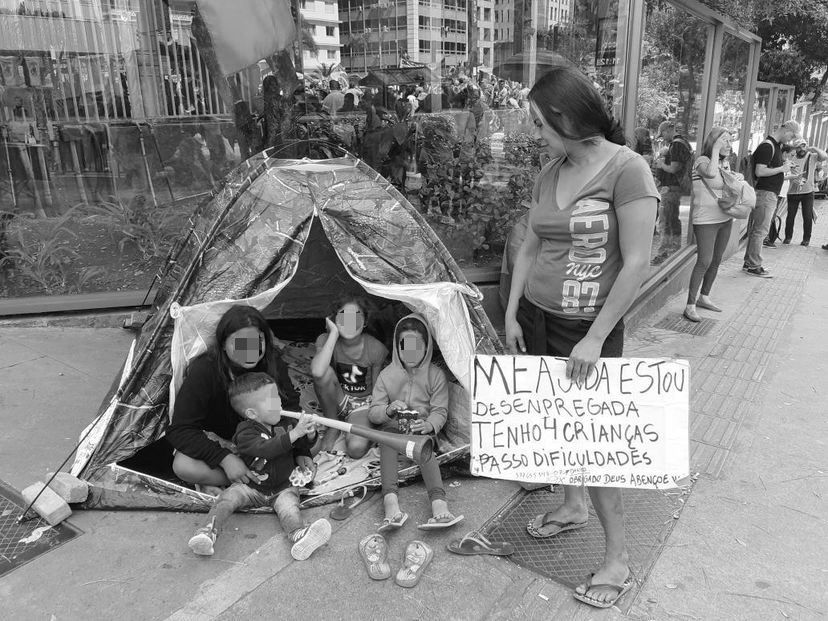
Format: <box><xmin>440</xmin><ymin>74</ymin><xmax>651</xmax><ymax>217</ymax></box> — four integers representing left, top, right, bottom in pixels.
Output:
<box><xmin>70</xmin><ymin>151</ymin><xmax>502</xmax><ymax>511</ymax></box>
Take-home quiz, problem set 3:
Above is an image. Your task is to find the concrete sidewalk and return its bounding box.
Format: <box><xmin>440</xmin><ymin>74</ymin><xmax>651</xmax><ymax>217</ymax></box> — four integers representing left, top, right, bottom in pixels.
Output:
<box><xmin>1</xmin><ymin>209</ymin><xmax>827</xmax><ymax>620</ymax></box>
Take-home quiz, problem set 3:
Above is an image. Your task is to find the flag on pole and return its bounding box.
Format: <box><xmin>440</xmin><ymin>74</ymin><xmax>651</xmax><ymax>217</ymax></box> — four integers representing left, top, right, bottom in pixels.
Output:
<box><xmin>195</xmin><ymin>0</ymin><xmax>296</xmax><ymax>76</ymax></box>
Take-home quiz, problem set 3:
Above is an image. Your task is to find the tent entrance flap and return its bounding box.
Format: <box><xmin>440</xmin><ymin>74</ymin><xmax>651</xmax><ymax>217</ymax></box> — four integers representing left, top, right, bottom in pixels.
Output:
<box><xmin>262</xmin><ymin>216</ymin><xmax>366</xmax><ymax>320</ymax></box>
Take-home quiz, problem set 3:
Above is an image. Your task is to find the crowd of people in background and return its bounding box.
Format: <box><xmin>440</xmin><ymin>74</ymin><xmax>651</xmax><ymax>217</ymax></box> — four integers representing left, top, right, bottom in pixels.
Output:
<box><xmin>300</xmin><ymin>72</ymin><xmax>531</xmax><ymax>121</ymax></box>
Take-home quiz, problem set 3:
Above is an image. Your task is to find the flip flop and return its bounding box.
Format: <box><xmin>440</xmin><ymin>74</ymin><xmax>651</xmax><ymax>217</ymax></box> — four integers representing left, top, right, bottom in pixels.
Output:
<box><xmin>447</xmin><ymin>531</ymin><xmax>515</xmax><ymax>556</ymax></box>
<box><xmin>526</xmin><ymin>513</ymin><xmax>588</xmax><ymax>539</ymax></box>
<box><xmin>417</xmin><ymin>513</ymin><xmax>464</xmax><ymax>530</ymax></box>
<box><xmin>394</xmin><ymin>540</ymin><xmax>434</xmax><ymax>588</ymax></box>
<box><xmin>377</xmin><ymin>511</ymin><xmax>408</xmax><ymax>534</ymax></box>
<box><xmin>358</xmin><ymin>533</ymin><xmax>391</xmax><ymax>581</ymax></box>
<box><xmin>573</xmin><ymin>573</ymin><xmax>634</xmax><ymax>609</ymax></box>
<box><xmin>330</xmin><ymin>486</ymin><xmax>374</xmax><ymax>521</ymax></box>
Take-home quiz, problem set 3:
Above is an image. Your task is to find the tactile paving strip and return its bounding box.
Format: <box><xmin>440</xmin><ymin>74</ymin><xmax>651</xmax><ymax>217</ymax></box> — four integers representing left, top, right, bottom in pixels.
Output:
<box><xmin>480</xmin><ymin>484</ymin><xmax>690</xmax><ymax>613</ymax></box>
<box><xmin>654</xmin><ymin>313</ymin><xmax>719</xmax><ymax>336</ymax></box>
<box><xmin>0</xmin><ymin>481</ymin><xmax>82</xmax><ymax>578</ymax></box>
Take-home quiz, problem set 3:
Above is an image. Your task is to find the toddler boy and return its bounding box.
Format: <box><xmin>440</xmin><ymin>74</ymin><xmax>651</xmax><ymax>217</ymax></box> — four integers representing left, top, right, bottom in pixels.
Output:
<box><xmin>188</xmin><ymin>372</ymin><xmax>331</xmax><ymax>560</ymax></box>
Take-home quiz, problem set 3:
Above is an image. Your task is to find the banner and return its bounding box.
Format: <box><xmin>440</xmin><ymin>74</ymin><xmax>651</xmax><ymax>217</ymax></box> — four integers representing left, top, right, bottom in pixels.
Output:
<box><xmin>196</xmin><ymin>0</ymin><xmax>295</xmax><ymax>76</ymax></box>
<box><xmin>470</xmin><ymin>355</ymin><xmax>689</xmax><ymax>489</ymax></box>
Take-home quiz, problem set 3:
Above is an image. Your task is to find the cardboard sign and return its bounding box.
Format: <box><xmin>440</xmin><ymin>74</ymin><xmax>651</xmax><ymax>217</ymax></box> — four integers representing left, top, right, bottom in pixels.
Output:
<box><xmin>470</xmin><ymin>355</ymin><xmax>690</xmax><ymax>489</ymax></box>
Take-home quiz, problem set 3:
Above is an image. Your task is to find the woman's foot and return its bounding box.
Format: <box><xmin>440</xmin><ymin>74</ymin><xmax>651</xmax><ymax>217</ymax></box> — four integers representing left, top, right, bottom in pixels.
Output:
<box><xmin>696</xmin><ymin>296</ymin><xmax>722</xmax><ymax>312</ymax></box>
<box><xmin>527</xmin><ymin>503</ymin><xmax>588</xmax><ymax>538</ymax></box>
<box><xmin>574</xmin><ymin>560</ymin><xmax>631</xmax><ymax>608</ymax></box>
<box><xmin>683</xmin><ymin>305</ymin><xmax>700</xmax><ymax>322</ymax></box>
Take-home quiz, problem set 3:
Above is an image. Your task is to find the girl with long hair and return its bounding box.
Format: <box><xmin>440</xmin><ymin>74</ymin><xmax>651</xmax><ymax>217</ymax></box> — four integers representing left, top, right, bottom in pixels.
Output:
<box><xmin>168</xmin><ymin>305</ymin><xmax>301</xmax><ymax>488</ymax></box>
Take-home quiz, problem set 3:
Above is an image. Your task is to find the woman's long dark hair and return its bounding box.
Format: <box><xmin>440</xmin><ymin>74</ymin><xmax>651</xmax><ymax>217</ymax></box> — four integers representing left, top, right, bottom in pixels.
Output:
<box><xmin>529</xmin><ymin>66</ymin><xmax>626</xmax><ymax>145</ymax></box>
<box><xmin>212</xmin><ymin>305</ymin><xmax>281</xmax><ymax>388</ymax></box>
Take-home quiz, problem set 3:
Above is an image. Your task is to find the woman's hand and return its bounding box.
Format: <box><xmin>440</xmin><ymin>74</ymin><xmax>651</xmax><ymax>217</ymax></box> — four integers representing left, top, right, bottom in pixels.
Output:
<box><xmin>409</xmin><ymin>419</ymin><xmax>434</xmax><ymax>435</ymax></box>
<box><xmin>220</xmin><ymin>453</ymin><xmax>253</xmax><ymax>485</ymax></box>
<box><xmin>567</xmin><ymin>335</ymin><xmax>604</xmax><ymax>385</ymax></box>
<box><xmin>713</xmin><ymin>134</ymin><xmax>728</xmax><ymax>151</ymax></box>
<box><xmin>504</xmin><ymin>316</ymin><xmax>526</xmax><ymax>354</ymax></box>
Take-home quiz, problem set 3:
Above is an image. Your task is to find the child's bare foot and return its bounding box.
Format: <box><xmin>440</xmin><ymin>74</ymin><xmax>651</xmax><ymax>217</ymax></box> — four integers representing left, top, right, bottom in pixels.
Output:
<box><xmin>378</xmin><ymin>493</ymin><xmax>407</xmax><ymax>533</ymax></box>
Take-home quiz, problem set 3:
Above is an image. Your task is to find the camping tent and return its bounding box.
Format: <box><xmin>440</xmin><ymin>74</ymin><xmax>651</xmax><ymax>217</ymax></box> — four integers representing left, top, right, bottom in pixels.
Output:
<box><xmin>70</xmin><ymin>151</ymin><xmax>502</xmax><ymax>511</ymax></box>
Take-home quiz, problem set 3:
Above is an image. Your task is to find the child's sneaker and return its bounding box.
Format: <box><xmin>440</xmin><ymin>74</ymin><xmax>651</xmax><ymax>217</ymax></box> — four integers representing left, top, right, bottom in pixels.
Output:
<box><xmin>189</xmin><ymin>520</ymin><xmax>217</xmax><ymax>556</ymax></box>
<box><xmin>290</xmin><ymin>518</ymin><xmax>332</xmax><ymax>560</ymax></box>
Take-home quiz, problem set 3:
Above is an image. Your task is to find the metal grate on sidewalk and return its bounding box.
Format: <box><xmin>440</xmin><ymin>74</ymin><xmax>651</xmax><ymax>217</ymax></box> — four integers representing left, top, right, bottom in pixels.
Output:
<box><xmin>479</xmin><ymin>483</ymin><xmax>692</xmax><ymax>613</ymax></box>
<box><xmin>0</xmin><ymin>480</ymin><xmax>83</xmax><ymax>578</ymax></box>
<box><xmin>654</xmin><ymin>313</ymin><xmax>719</xmax><ymax>336</ymax></box>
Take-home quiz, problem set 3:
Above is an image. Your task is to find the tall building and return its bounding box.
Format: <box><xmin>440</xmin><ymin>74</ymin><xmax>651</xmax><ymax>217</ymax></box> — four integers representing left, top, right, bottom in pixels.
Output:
<box><xmin>477</xmin><ymin>0</ymin><xmax>495</xmax><ymax>71</ymax></box>
<box><xmin>299</xmin><ymin>0</ymin><xmax>343</xmax><ymax>72</ymax></box>
<box><xmin>339</xmin><ymin>0</ymin><xmax>470</xmax><ymax>74</ymax></box>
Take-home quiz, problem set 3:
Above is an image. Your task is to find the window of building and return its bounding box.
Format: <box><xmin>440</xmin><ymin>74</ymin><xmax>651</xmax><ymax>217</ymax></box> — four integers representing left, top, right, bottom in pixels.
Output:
<box><xmin>326</xmin><ymin>26</ymin><xmax>335</xmax><ymax>36</ymax></box>
<box><xmin>484</xmin><ymin>7</ymin><xmax>491</xmax><ymax>20</ymax></box>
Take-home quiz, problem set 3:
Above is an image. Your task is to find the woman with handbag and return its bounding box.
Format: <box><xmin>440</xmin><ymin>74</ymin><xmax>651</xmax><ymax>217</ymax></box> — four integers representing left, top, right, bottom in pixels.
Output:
<box><xmin>684</xmin><ymin>127</ymin><xmax>735</xmax><ymax>322</ymax></box>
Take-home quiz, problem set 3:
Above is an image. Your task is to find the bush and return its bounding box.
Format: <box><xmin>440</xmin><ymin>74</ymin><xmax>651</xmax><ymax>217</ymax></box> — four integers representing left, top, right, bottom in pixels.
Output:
<box><xmin>0</xmin><ymin>209</ymin><xmax>104</xmax><ymax>294</ymax></box>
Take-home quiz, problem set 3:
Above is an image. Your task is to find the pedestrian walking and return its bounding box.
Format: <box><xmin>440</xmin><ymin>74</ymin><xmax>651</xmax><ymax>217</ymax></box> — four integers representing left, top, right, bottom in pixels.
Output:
<box><xmin>783</xmin><ymin>139</ymin><xmax>827</xmax><ymax>246</ymax></box>
<box><xmin>504</xmin><ymin>65</ymin><xmax>658</xmax><ymax>609</ymax></box>
<box><xmin>684</xmin><ymin>127</ymin><xmax>735</xmax><ymax>322</ymax></box>
<box><xmin>743</xmin><ymin>120</ymin><xmax>802</xmax><ymax>277</ymax></box>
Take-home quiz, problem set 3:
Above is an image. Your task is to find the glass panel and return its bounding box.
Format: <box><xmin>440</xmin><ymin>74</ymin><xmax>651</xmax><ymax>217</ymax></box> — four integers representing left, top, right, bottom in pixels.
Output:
<box><xmin>2</xmin><ymin>0</ymin><xmax>633</xmax><ymax>302</ymax></box>
<box><xmin>0</xmin><ymin>1</ymin><xmax>241</xmax><ymax>300</ymax></box>
<box><xmin>749</xmin><ymin>87</ymin><xmax>770</xmax><ymax>152</ymax></box>
<box><xmin>715</xmin><ymin>34</ymin><xmax>750</xmax><ymax>157</ymax></box>
<box><xmin>637</xmin><ymin>0</ymin><xmax>710</xmax><ymax>268</ymax></box>
<box><xmin>773</xmin><ymin>88</ymin><xmax>790</xmax><ymax>133</ymax></box>
<box><xmin>336</xmin><ymin>0</ymin><xmax>629</xmax><ymax>271</ymax></box>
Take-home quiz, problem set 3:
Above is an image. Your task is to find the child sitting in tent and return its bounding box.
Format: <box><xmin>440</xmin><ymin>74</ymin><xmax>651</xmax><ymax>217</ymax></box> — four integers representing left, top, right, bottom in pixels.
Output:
<box><xmin>368</xmin><ymin>314</ymin><xmax>464</xmax><ymax>532</ymax></box>
<box><xmin>311</xmin><ymin>297</ymin><xmax>389</xmax><ymax>457</ymax></box>
<box><xmin>188</xmin><ymin>373</ymin><xmax>331</xmax><ymax>560</ymax></box>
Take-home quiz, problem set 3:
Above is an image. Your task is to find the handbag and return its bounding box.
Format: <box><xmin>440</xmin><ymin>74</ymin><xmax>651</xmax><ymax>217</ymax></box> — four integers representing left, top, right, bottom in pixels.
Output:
<box><xmin>699</xmin><ymin>168</ymin><xmax>755</xmax><ymax>219</ymax></box>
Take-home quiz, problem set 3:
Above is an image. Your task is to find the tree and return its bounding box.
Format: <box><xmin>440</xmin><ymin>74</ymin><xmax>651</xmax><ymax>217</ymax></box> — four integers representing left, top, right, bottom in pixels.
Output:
<box><xmin>755</xmin><ymin>1</ymin><xmax>828</xmax><ymax>105</ymax></box>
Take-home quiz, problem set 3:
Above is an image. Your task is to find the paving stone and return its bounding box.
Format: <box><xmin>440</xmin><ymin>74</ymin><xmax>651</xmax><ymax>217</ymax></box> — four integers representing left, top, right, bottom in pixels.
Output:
<box><xmin>21</xmin><ymin>482</ymin><xmax>72</xmax><ymax>526</ymax></box>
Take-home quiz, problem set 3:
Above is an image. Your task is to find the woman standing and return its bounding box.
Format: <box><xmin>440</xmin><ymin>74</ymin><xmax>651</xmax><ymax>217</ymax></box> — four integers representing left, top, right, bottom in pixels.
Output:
<box><xmin>504</xmin><ymin>66</ymin><xmax>658</xmax><ymax>609</ymax></box>
<box><xmin>168</xmin><ymin>305</ymin><xmax>301</xmax><ymax>488</ymax></box>
<box><xmin>684</xmin><ymin>127</ymin><xmax>735</xmax><ymax>322</ymax></box>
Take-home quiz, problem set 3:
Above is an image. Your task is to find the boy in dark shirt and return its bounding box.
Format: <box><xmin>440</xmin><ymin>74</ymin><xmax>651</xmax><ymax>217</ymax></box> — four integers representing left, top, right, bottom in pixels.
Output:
<box><xmin>188</xmin><ymin>373</ymin><xmax>331</xmax><ymax>561</ymax></box>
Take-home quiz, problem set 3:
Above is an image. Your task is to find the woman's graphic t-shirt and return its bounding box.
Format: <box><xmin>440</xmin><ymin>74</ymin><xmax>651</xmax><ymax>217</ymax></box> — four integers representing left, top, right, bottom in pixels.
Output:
<box><xmin>315</xmin><ymin>333</ymin><xmax>388</xmax><ymax>397</ymax></box>
<box><xmin>525</xmin><ymin>147</ymin><xmax>659</xmax><ymax>320</ymax></box>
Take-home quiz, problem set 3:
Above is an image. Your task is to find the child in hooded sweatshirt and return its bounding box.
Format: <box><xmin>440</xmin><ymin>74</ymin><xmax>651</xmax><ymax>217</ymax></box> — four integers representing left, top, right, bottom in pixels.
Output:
<box><xmin>368</xmin><ymin>314</ymin><xmax>464</xmax><ymax>532</ymax></box>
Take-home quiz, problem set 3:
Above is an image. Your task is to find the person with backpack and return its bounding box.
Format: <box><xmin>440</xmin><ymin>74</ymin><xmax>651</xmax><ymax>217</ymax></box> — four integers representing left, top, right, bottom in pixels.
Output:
<box><xmin>653</xmin><ymin>120</ymin><xmax>692</xmax><ymax>263</ymax></box>
<box><xmin>743</xmin><ymin>120</ymin><xmax>802</xmax><ymax>277</ymax></box>
<box><xmin>783</xmin><ymin>139</ymin><xmax>827</xmax><ymax>247</ymax></box>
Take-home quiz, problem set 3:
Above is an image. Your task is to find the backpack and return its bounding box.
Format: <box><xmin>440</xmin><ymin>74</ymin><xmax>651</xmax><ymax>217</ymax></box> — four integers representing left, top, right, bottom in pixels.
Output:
<box><xmin>742</xmin><ymin>139</ymin><xmax>775</xmax><ymax>188</ymax></box>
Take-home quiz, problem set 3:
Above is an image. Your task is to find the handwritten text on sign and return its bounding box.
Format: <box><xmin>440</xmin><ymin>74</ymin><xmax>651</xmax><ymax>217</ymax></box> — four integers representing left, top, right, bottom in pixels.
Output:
<box><xmin>470</xmin><ymin>356</ymin><xmax>689</xmax><ymax>489</ymax></box>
